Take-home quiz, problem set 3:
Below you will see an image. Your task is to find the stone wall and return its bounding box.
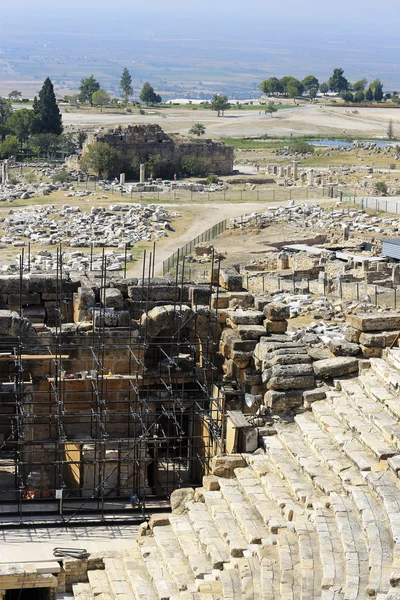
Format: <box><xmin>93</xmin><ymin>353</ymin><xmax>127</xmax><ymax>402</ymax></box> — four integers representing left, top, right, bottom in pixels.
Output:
<box><xmin>81</xmin><ymin>124</ymin><xmax>234</xmax><ymax>175</ymax></box>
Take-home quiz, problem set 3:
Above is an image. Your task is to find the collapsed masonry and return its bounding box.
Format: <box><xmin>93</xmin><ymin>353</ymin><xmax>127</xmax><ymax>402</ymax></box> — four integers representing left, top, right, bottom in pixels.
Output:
<box><xmin>5</xmin><ymin>267</ymin><xmax>400</xmax><ymax>597</ymax></box>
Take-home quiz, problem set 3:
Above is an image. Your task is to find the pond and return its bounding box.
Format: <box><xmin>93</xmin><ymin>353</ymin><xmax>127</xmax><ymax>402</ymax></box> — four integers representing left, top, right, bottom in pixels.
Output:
<box><xmin>310</xmin><ymin>139</ymin><xmax>393</xmax><ymax>148</ymax></box>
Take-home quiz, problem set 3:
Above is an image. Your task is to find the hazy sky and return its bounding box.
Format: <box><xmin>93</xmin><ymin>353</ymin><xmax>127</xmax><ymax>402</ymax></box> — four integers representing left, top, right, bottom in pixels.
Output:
<box><xmin>1</xmin><ymin>0</ymin><xmax>399</xmax><ymax>32</ymax></box>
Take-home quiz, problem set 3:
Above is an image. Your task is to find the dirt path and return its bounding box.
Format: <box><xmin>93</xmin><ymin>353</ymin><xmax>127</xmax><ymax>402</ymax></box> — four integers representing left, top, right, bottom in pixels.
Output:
<box><xmin>130</xmin><ymin>198</ymin><xmax>333</xmax><ymax>277</ymax></box>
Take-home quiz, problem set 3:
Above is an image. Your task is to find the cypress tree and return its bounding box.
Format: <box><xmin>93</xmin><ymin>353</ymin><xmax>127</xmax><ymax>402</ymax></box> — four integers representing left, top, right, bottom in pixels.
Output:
<box><xmin>37</xmin><ymin>78</ymin><xmax>63</xmax><ymax>135</ymax></box>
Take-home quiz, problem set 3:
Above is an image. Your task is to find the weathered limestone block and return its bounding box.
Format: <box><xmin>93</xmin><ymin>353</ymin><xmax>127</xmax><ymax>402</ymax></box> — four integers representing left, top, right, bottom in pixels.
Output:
<box><xmin>264</xmin><ymin>390</ymin><xmax>303</xmax><ymax>412</ymax></box>
<box><xmin>313</xmin><ymin>356</ymin><xmax>359</xmax><ymax>378</ymax></box>
<box><xmin>264</xmin><ymin>303</ymin><xmax>290</xmax><ymax>321</ymax></box>
<box><xmin>345</xmin><ymin>326</ymin><xmax>361</xmax><ymax>344</ymax></box>
<box><xmin>303</xmin><ymin>389</ymin><xmax>327</xmax><ymax>406</ymax></box>
<box><xmin>328</xmin><ymin>339</ymin><xmax>360</xmax><ymax>357</ymax></box>
<box><xmin>254</xmin><ymin>341</ymin><xmax>303</xmax><ymax>361</ymax></box>
<box><xmin>149</xmin><ymin>514</ymin><xmax>170</xmax><ymax>529</ymax></box>
<box><xmin>142</xmin><ymin>304</ymin><xmax>193</xmax><ymax>338</ymax></box>
<box><xmin>77</xmin><ymin>287</ymin><xmax>96</xmax><ymax>310</ymax></box>
<box><xmin>360</xmin><ymin>345</ymin><xmax>382</xmax><ymax>358</ymax></box>
<box><xmin>237</xmin><ymin>325</ymin><xmax>266</xmax><ymax>340</ymax></box>
<box><xmin>359</xmin><ymin>331</ymin><xmax>399</xmax><ymax>348</ymax></box>
<box><xmin>220</xmin><ymin>328</ymin><xmax>257</xmax><ymax>353</ymax></box>
<box><xmin>264</xmin><ymin>354</ymin><xmax>311</xmax><ymax>368</ymax></box>
<box><xmin>264</xmin><ymin>319</ymin><xmax>288</xmax><ymax>334</ymax></box>
<box><xmin>254</xmin><ymin>296</ymin><xmax>272</xmax><ymax>311</ymax></box>
<box><xmin>226</xmin><ymin>310</ymin><xmax>264</xmax><ymax>326</ymax></box>
<box><xmin>211</xmin><ymin>454</ymin><xmax>246</xmax><ymax>478</ymax></box>
<box><xmin>348</xmin><ymin>312</ymin><xmax>400</xmax><ymax>332</ymax></box>
<box><xmin>211</xmin><ymin>293</ymin><xmax>230</xmax><ymax>309</ymax></box>
<box><xmin>267</xmin><ymin>375</ymin><xmax>315</xmax><ymax>391</ymax></box>
<box><xmin>231</xmin><ymin>351</ymin><xmax>252</xmax><ymax>368</ymax></box>
<box><xmin>8</xmin><ymin>293</ymin><xmax>41</xmax><ymax>306</ymax></box>
<box><xmin>189</xmin><ymin>285</ymin><xmax>211</xmax><ymax>306</ymax></box>
<box><xmin>104</xmin><ymin>288</ymin><xmax>124</xmax><ymax>310</ymax></box>
<box><xmin>219</xmin><ymin>268</ymin><xmax>243</xmax><ymax>292</ymax></box>
<box><xmin>170</xmin><ymin>487</ymin><xmax>195</xmax><ymax>514</ymax></box>
<box><xmin>203</xmin><ymin>475</ymin><xmax>220</xmax><ymax>491</ymax></box>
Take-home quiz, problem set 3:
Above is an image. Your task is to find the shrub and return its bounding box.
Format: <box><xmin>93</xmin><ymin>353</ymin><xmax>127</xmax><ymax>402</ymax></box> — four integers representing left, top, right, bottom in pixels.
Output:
<box><xmin>207</xmin><ymin>174</ymin><xmax>219</xmax><ymax>184</ymax></box>
<box><xmin>24</xmin><ymin>171</ymin><xmax>36</xmax><ymax>184</ymax></box>
<box><xmin>52</xmin><ymin>170</ymin><xmax>71</xmax><ymax>184</ymax></box>
<box><xmin>0</xmin><ymin>136</ymin><xmax>19</xmax><ymax>159</ymax></box>
<box><xmin>375</xmin><ymin>181</ymin><xmax>388</xmax><ymax>196</ymax></box>
<box><xmin>180</xmin><ymin>155</ymin><xmax>210</xmax><ymax>177</ymax></box>
<box><xmin>289</xmin><ymin>141</ymin><xmax>314</xmax><ymax>155</ymax></box>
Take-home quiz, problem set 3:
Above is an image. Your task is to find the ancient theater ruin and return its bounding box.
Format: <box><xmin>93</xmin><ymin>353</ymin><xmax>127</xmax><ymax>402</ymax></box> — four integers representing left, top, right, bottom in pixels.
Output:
<box><xmin>3</xmin><ymin>247</ymin><xmax>400</xmax><ymax>598</ymax></box>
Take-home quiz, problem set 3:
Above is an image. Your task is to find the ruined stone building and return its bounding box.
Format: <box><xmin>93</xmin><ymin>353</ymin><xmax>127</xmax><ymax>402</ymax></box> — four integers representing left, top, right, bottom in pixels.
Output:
<box><xmin>71</xmin><ymin>124</ymin><xmax>234</xmax><ymax>176</ymax></box>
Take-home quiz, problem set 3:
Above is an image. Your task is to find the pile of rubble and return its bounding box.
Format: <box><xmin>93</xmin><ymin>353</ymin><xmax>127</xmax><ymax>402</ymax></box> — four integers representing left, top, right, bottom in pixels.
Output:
<box><xmin>1</xmin><ymin>203</ymin><xmax>179</xmax><ymax>249</ymax></box>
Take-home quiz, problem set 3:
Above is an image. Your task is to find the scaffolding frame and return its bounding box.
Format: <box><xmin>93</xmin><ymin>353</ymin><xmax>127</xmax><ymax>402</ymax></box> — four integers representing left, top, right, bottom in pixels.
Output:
<box><xmin>0</xmin><ymin>247</ymin><xmax>224</xmax><ymax>523</ymax></box>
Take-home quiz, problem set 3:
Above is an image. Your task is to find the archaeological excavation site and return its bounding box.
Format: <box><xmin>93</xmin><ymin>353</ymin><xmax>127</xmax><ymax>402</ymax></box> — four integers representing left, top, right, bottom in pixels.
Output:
<box><xmin>5</xmin><ymin>195</ymin><xmax>400</xmax><ymax>600</ymax></box>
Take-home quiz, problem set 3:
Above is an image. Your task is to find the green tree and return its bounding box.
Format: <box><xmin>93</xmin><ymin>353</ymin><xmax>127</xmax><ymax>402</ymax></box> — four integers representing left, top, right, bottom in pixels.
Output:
<box><xmin>92</xmin><ymin>89</ymin><xmax>111</xmax><ymax>111</ymax></box>
<box><xmin>180</xmin><ymin>155</ymin><xmax>210</xmax><ymax>176</ymax></box>
<box><xmin>302</xmin><ymin>75</ymin><xmax>319</xmax><ymax>98</ymax></box>
<box><xmin>366</xmin><ymin>87</ymin><xmax>373</xmax><ymax>102</ymax></box>
<box><xmin>328</xmin><ymin>68</ymin><xmax>349</xmax><ymax>93</ymax></box>
<box><xmin>30</xmin><ymin>133</ymin><xmax>60</xmax><ymax>157</ymax></box>
<box><xmin>188</xmin><ymin>123</ymin><xmax>206</xmax><ymax>136</ymax></box>
<box><xmin>279</xmin><ymin>76</ymin><xmax>304</xmax><ymax>97</ymax></box>
<box><xmin>319</xmin><ymin>82</ymin><xmax>329</xmax><ymax>95</ymax></box>
<box><xmin>79</xmin><ymin>75</ymin><xmax>100</xmax><ymax>106</ymax></box>
<box><xmin>59</xmin><ymin>133</ymin><xmax>77</xmax><ymax>157</ymax></box>
<box><xmin>353</xmin><ymin>78</ymin><xmax>368</xmax><ymax>92</ymax></box>
<box><xmin>120</xmin><ymin>68</ymin><xmax>133</xmax><ymax>104</ymax></box>
<box><xmin>36</xmin><ymin>78</ymin><xmax>63</xmax><ymax>135</ymax></box>
<box><xmin>289</xmin><ymin>141</ymin><xmax>314</xmax><ymax>154</ymax></box>
<box><xmin>76</xmin><ymin>131</ymin><xmax>87</xmax><ymax>149</ymax></box>
<box><xmin>7</xmin><ymin>109</ymin><xmax>40</xmax><ymax>148</ymax></box>
<box><xmin>80</xmin><ymin>142</ymin><xmax>120</xmax><ymax>178</ymax></box>
<box><xmin>342</xmin><ymin>91</ymin><xmax>354</xmax><ymax>103</ymax></box>
<box><xmin>8</xmin><ymin>90</ymin><xmax>21</xmax><ymax>102</ymax></box>
<box><xmin>374</xmin><ymin>83</ymin><xmax>384</xmax><ymax>102</ymax></box>
<box><xmin>0</xmin><ymin>98</ymin><xmax>13</xmax><ymax>140</ymax></box>
<box><xmin>146</xmin><ymin>155</ymin><xmax>174</xmax><ymax>179</ymax></box>
<box><xmin>210</xmin><ymin>94</ymin><xmax>230</xmax><ymax>116</ymax></box>
<box><xmin>388</xmin><ymin>119</ymin><xmax>394</xmax><ymax>140</ymax></box>
<box><xmin>0</xmin><ymin>136</ymin><xmax>19</xmax><ymax>159</ymax></box>
<box><xmin>266</xmin><ymin>102</ymin><xmax>278</xmax><ymax>117</ymax></box>
<box><xmin>260</xmin><ymin>77</ymin><xmax>283</xmax><ymax>96</ymax></box>
<box><xmin>354</xmin><ymin>90</ymin><xmax>365</xmax><ymax>103</ymax></box>
<box><xmin>139</xmin><ymin>82</ymin><xmax>162</xmax><ymax>105</ymax></box>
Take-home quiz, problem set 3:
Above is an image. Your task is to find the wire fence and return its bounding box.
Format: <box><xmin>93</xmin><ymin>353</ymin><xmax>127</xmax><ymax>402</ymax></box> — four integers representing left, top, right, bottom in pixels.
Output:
<box><xmin>246</xmin><ymin>273</ymin><xmax>400</xmax><ymax>308</ymax></box>
<box><xmin>73</xmin><ymin>180</ymin><xmax>340</xmax><ymax>204</ymax></box>
<box><xmin>162</xmin><ymin>219</ymin><xmax>228</xmax><ymax>275</ymax></box>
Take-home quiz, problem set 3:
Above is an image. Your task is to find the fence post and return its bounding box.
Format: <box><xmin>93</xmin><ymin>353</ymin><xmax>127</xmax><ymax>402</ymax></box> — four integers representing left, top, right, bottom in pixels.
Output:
<box><xmin>375</xmin><ymin>285</ymin><xmax>378</xmax><ymax>306</ymax></box>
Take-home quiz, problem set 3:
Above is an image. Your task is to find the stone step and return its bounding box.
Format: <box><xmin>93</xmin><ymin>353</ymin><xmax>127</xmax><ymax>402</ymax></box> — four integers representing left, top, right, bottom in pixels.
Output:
<box><xmin>329</xmin><ymin>492</ymin><xmax>369</xmax><ymax>600</ymax></box>
<box><xmin>295</xmin><ymin>411</ymin><xmax>367</xmax><ymax>485</ymax></box>
<box><xmin>350</xmin><ymin>487</ymin><xmax>393</xmax><ymax>596</ymax></box>
<box><xmin>72</xmin><ymin>583</ymin><xmax>93</xmax><ymax>600</ymax></box>
<box><xmin>218</xmin><ymin>567</ymin><xmax>243</xmax><ymax>600</ymax></box>
<box><xmin>187</xmin><ymin>501</ymin><xmax>231</xmax><ymax>569</ymax></box>
<box><xmin>324</xmin><ymin>390</ymin><xmax>397</xmax><ymax>463</ymax></box>
<box><xmin>277</xmin><ymin>528</ymin><xmax>301</xmax><ymax>600</ymax></box>
<box><xmin>386</xmin><ymin>348</ymin><xmax>400</xmax><ymax>372</ymax></box>
<box><xmin>277</xmin><ymin>427</ymin><xmax>343</xmax><ymax>495</ymax></box>
<box><xmin>152</xmin><ymin>525</ymin><xmax>196</xmax><ymax>591</ymax></box>
<box><xmin>140</xmin><ymin>537</ymin><xmax>181</xmax><ymax>599</ymax></box>
<box><xmin>370</xmin><ymin>357</ymin><xmax>400</xmax><ymax>391</ymax></box>
<box><xmin>169</xmin><ymin>514</ymin><xmax>214</xmax><ymax>579</ymax></box>
<box><xmin>294</xmin><ymin>521</ymin><xmax>323</xmax><ymax>600</ymax></box>
<box><xmin>260</xmin><ymin>549</ymin><xmax>280</xmax><ymax>600</ymax></box>
<box><xmin>233</xmin><ymin>556</ymin><xmax>262</xmax><ymax>600</ymax></box>
<box><xmin>309</xmin><ymin>508</ymin><xmax>345</xmax><ymax>599</ymax></box>
<box><xmin>218</xmin><ymin>479</ymin><xmax>270</xmax><ymax>544</ymax></box>
<box><xmin>234</xmin><ymin>466</ymin><xmax>288</xmax><ymax>532</ymax></box>
<box><xmin>261</xmin><ymin>435</ymin><xmax>316</xmax><ymax>504</ymax></box>
<box><xmin>247</xmin><ymin>454</ymin><xmax>306</xmax><ymax>522</ymax></box>
<box><xmin>295</xmin><ymin>404</ymin><xmax>395</xmax><ymax>597</ymax></box>
<box><xmin>203</xmin><ymin>490</ymin><xmax>248</xmax><ymax>556</ymax></box>
<box><xmin>340</xmin><ymin>379</ymin><xmax>400</xmax><ymax>451</ymax></box>
<box><xmin>359</xmin><ymin>371</ymin><xmax>400</xmax><ymax>424</ymax></box>
<box><xmin>103</xmin><ymin>556</ymin><xmax>134</xmax><ymax>599</ymax></box>
<box><xmin>87</xmin><ymin>570</ymin><xmax>114</xmax><ymax>600</ymax></box>
<box><xmin>123</xmin><ymin>546</ymin><xmax>159</xmax><ymax>600</ymax></box>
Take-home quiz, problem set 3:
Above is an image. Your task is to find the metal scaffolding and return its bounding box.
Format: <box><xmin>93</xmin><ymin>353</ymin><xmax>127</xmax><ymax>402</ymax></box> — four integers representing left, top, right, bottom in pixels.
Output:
<box><xmin>0</xmin><ymin>248</ymin><xmax>224</xmax><ymax>523</ymax></box>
